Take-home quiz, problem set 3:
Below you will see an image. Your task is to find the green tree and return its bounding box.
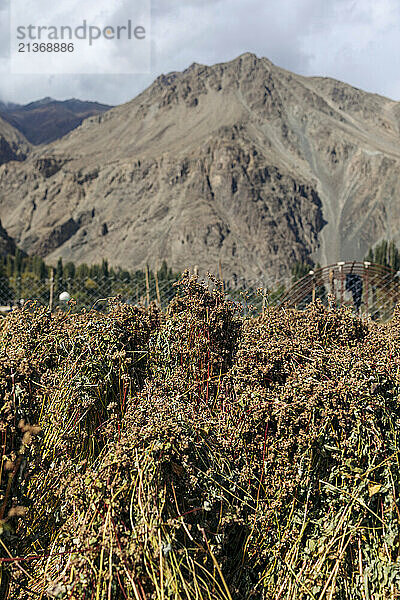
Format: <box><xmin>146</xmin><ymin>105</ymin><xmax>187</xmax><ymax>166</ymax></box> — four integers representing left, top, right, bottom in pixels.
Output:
<box><xmin>291</xmin><ymin>261</ymin><xmax>313</xmax><ymax>283</ymax></box>
<box><xmin>100</xmin><ymin>259</ymin><xmax>111</xmax><ymax>296</ymax></box>
<box><xmin>0</xmin><ymin>262</ymin><xmax>13</xmax><ymax>305</ymax></box>
<box><xmin>5</xmin><ymin>255</ymin><xmax>13</xmax><ymax>279</ymax></box>
<box><xmin>55</xmin><ymin>258</ymin><xmax>64</xmax><ymax>294</ymax></box>
<box><xmin>365</xmin><ymin>240</ymin><xmax>400</xmax><ymax>270</ymax></box>
<box><xmin>14</xmin><ymin>248</ymin><xmax>23</xmax><ymax>276</ymax></box>
<box><xmin>64</xmin><ymin>262</ymin><xmax>76</xmax><ymax>281</ymax></box>
<box><xmin>31</xmin><ymin>255</ymin><xmax>47</xmax><ymax>280</ymax></box>
<box><xmin>158</xmin><ymin>260</ymin><xmax>168</xmax><ymax>282</ymax></box>
<box><xmin>76</xmin><ymin>263</ymin><xmax>89</xmax><ymax>279</ymax></box>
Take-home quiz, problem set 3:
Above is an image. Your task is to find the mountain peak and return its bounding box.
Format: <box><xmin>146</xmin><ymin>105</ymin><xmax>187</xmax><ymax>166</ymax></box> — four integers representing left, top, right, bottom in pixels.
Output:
<box><xmin>237</xmin><ymin>51</ymin><xmax>259</xmax><ymax>61</ymax></box>
<box><xmin>24</xmin><ymin>97</ymin><xmax>55</xmax><ymax>110</ymax></box>
<box><xmin>0</xmin><ymin>53</ymin><xmax>399</xmax><ymax>282</ymax></box>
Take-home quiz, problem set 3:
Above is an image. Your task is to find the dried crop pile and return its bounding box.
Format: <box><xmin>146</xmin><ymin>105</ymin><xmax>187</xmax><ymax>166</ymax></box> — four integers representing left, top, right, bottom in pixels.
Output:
<box><xmin>2</xmin><ymin>275</ymin><xmax>400</xmax><ymax>599</ymax></box>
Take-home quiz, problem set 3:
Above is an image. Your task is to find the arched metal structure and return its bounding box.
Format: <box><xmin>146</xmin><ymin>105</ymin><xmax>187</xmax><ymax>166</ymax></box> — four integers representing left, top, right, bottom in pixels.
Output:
<box><xmin>279</xmin><ymin>261</ymin><xmax>400</xmax><ymax>320</ymax></box>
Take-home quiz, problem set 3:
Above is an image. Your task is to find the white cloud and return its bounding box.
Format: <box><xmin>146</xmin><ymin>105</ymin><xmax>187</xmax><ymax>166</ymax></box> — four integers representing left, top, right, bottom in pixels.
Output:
<box><xmin>300</xmin><ymin>0</ymin><xmax>400</xmax><ymax>97</ymax></box>
<box><xmin>0</xmin><ymin>0</ymin><xmax>399</xmax><ymax>105</ymax></box>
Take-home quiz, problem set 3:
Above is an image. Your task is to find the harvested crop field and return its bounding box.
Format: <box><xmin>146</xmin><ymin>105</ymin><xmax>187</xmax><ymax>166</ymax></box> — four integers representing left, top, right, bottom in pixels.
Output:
<box><xmin>1</xmin><ymin>273</ymin><xmax>400</xmax><ymax>599</ymax></box>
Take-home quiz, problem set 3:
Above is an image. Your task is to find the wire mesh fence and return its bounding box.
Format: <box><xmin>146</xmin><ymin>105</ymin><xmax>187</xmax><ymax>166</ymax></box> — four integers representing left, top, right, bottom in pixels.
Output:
<box><xmin>0</xmin><ymin>261</ymin><xmax>399</xmax><ymax>321</ymax></box>
<box><xmin>0</xmin><ymin>274</ymin><xmax>271</xmax><ymax>313</ymax></box>
<box><xmin>280</xmin><ymin>261</ymin><xmax>400</xmax><ymax>321</ymax></box>
<box><xmin>0</xmin><ymin>272</ymin><xmax>180</xmax><ymax>312</ymax></box>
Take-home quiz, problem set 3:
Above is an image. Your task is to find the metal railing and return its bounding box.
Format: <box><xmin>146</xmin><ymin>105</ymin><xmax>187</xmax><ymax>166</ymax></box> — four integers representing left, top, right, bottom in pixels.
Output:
<box><xmin>279</xmin><ymin>261</ymin><xmax>400</xmax><ymax>320</ymax></box>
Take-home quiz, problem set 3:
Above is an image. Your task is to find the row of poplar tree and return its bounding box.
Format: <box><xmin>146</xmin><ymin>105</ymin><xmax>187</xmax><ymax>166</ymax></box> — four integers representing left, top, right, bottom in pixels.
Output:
<box><xmin>0</xmin><ymin>239</ymin><xmax>398</xmax><ymax>308</ymax></box>
<box><xmin>0</xmin><ymin>250</ymin><xmax>181</xmax><ymax>308</ymax></box>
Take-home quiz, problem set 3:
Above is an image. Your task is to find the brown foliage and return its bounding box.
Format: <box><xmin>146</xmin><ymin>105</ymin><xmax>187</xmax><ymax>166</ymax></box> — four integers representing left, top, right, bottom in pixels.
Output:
<box><xmin>3</xmin><ymin>279</ymin><xmax>400</xmax><ymax>599</ymax></box>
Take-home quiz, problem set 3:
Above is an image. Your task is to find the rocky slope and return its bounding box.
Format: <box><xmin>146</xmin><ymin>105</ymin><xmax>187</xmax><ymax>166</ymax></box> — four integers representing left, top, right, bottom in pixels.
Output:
<box><xmin>1</xmin><ymin>53</ymin><xmax>400</xmax><ymax>283</ymax></box>
<box><xmin>0</xmin><ymin>98</ymin><xmax>112</xmax><ymax>145</ymax></box>
<box><xmin>0</xmin><ymin>220</ymin><xmax>17</xmax><ymax>256</ymax></box>
<box><xmin>0</xmin><ymin>117</ymin><xmax>30</xmax><ymax>165</ymax></box>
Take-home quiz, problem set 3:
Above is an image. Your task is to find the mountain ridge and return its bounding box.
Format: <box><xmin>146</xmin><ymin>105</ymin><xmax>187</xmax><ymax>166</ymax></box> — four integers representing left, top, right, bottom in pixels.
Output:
<box><xmin>1</xmin><ymin>53</ymin><xmax>400</xmax><ymax>283</ymax></box>
<box><xmin>0</xmin><ymin>97</ymin><xmax>113</xmax><ymax>145</ymax></box>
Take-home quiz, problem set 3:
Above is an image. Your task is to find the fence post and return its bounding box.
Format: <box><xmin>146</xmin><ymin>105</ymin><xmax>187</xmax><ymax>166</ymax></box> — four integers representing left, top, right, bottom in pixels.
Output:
<box><xmin>155</xmin><ymin>270</ymin><xmax>161</xmax><ymax>307</ymax></box>
<box><xmin>16</xmin><ymin>275</ymin><xmax>22</xmax><ymax>306</ymax></box>
<box><xmin>145</xmin><ymin>265</ymin><xmax>150</xmax><ymax>307</ymax></box>
<box><xmin>218</xmin><ymin>259</ymin><xmax>224</xmax><ymax>291</ymax></box>
<box><xmin>309</xmin><ymin>270</ymin><xmax>315</xmax><ymax>302</ymax></box>
<box><xmin>337</xmin><ymin>262</ymin><xmax>345</xmax><ymax>305</ymax></box>
<box><xmin>262</xmin><ymin>288</ymin><xmax>267</xmax><ymax>315</ymax></box>
<box><xmin>395</xmin><ymin>270</ymin><xmax>400</xmax><ymax>312</ymax></box>
<box><xmin>329</xmin><ymin>269</ymin><xmax>334</xmax><ymax>297</ymax></box>
<box><xmin>49</xmin><ymin>268</ymin><xmax>54</xmax><ymax>311</ymax></box>
<box><xmin>364</xmin><ymin>262</ymin><xmax>370</xmax><ymax>317</ymax></box>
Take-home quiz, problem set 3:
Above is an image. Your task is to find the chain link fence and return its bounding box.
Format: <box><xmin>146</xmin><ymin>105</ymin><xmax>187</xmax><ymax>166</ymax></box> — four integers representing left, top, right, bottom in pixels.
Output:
<box><xmin>1</xmin><ymin>261</ymin><xmax>399</xmax><ymax>321</ymax></box>
<box><xmin>0</xmin><ymin>270</ymin><xmax>285</xmax><ymax>315</ymax></box>
<box><xmin>0</xmin><ymin>273</ymin><xmax>178</xmax><ymax>313</ymax></box>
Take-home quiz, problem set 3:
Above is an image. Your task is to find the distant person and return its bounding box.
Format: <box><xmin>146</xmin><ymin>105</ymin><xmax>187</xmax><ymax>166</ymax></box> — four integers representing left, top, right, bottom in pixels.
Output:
<box><xmin>345</xmin><ymin>273</ymin><xmax>363</xmax><ymax>312</ymax></box>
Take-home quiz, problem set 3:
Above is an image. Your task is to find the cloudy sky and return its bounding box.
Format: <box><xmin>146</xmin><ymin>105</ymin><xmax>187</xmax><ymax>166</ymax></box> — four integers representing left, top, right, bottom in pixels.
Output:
<box><xmin>0</xmin><ymin>0</ymin><xmax>400</xmax><ymax>106</ymax></box>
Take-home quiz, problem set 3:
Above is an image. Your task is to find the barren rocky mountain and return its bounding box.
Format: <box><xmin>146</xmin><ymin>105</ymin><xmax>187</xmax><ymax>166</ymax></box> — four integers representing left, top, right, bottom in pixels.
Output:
<box><xmin>1</xmin><ymin>53</ymin><xmax>400</xmax><ymax>283</ymax></box>
<box><xmin>0</xmin><ymin>220</ymin><xmax>17</xmax><ymax>256</ymax></box>
<box><xmin>0</xmin><ymin>98</ymin><xmax>112</xmax><ymax>145</ymax></box>
<box><xmin>0</xmin><ymin>117</ymin><xmax>30</xmax><ymax>165</ymax></box>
